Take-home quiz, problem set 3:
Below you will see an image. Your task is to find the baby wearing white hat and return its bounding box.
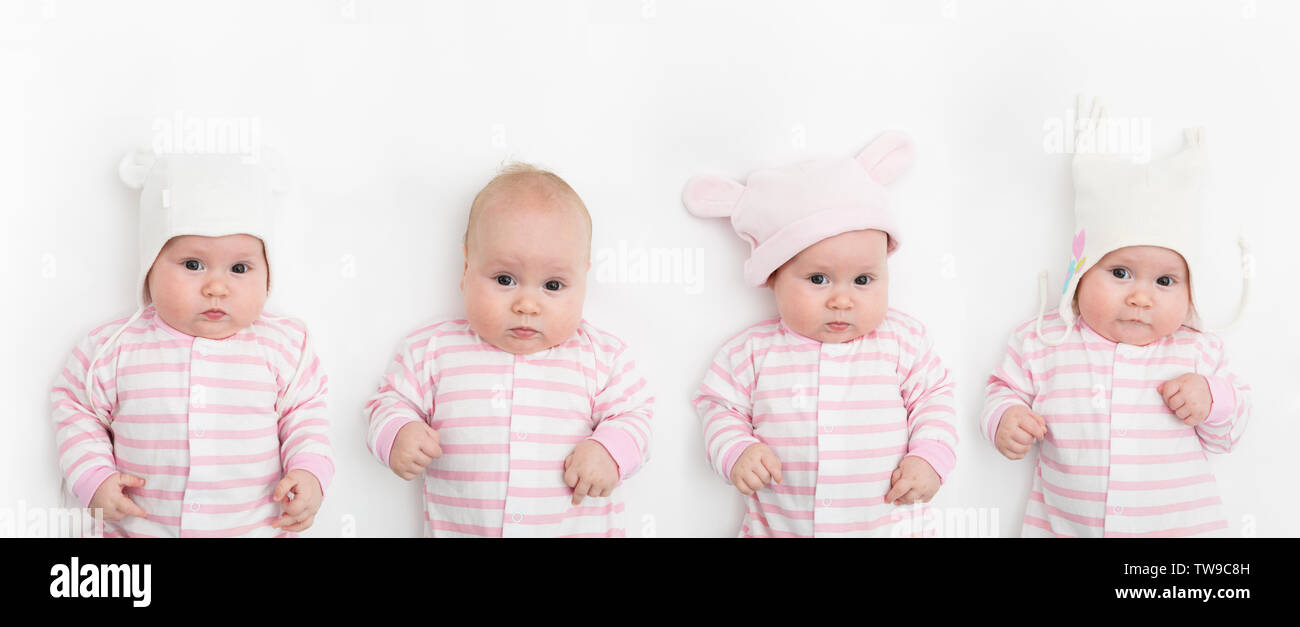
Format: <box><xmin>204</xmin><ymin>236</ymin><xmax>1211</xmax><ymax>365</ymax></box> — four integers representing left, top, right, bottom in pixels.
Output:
<box><xmin>684</xmin><ymin>132</ymin><xmax>958</xmax><ymax>537</ymax></box>
<box><xmin>982</xmin><ymin>99</ymin><xmax>1253</xmax><ymax>537</ymax></box>
<box><xmin>49</xmin><ymin>152</ymin><xmax>334</xmax><ymax>537</ymax></box>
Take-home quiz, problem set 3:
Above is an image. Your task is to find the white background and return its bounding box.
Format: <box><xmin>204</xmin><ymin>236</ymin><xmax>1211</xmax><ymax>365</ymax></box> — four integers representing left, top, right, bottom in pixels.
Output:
<box><xmin>3</xmin><ymin>0</ymin><xmax>1297</xmax><ymax>537</ymax></box>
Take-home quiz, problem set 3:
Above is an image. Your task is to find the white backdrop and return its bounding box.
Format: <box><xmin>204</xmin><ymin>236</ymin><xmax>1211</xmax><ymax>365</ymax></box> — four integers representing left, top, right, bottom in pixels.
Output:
<box><xmin>3</xmin><ymin>0</ymin><xmax>1297</xmax><ymax>537</ymax></box>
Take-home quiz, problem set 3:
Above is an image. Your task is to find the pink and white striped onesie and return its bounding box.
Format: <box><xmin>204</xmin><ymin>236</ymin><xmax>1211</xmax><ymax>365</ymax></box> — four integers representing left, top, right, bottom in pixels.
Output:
<box><xmin>50</xmin><ymin>305</ymin><xmax>335</xmax><ymax>538</ymax></box>
<box><xmin>694</xmin><ymin>309</ymin><xmax>957</xmax><ymax>537</ymax></box>
<box><xmin>982</xmin><ymin>311</ymin><xmax>1251</xmax><ymax>537</ymax></box>
<box><xmin>364</xmin><ymin>318</ymin><xmax>653</xmax><ymax>538</ymax></box>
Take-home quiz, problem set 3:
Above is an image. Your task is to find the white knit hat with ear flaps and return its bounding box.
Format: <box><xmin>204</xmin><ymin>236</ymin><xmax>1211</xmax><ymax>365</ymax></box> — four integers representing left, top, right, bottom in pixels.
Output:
<box><xmin>1036</xmin><ymin>97</ymin><xmax>1251</xmax><ymax>345</ymax></box>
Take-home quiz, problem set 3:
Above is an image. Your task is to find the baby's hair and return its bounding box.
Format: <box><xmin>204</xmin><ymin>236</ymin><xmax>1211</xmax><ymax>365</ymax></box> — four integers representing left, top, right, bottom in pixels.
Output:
<box><xmin>463</xmin><ymin>162</ymin><xmax>592</xmax><ymax>258</ymax></box>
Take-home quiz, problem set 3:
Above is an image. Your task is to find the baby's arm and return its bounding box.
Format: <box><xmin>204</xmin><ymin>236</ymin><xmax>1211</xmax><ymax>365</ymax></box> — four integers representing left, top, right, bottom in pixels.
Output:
<box><xmin>364</xmin><ymin>332</ymin><xmax>437</xmax><ymax>478</ymax></box>
<box><xmin>50</xmin><ymin>331</ymin><xmax>146</xmax><ymax>517</ymax></box>
<box><xmin>1187</xmin><ymin>332</ymin><xmax>1252</xmax><ymax>454</ymax></box>
<box><xmin>566</xmin><ymin>342</ymin><xmax>654</xmax><ymax>505</ymax></box>
<box><xmin>895</xmin><ymin>322</ymin><xmax>957</xmax><ymax>481</ymax></box>
<box><xmin>270</xmin><ymin>322</ymin><xmax>334</xmax><ymax>531</ymax></box>
<box><xmin>982</xmin><ymin>324</ymin><xmax>1047</xmax><ymax>460</ymax></box>
<box><xmin>694</xmin><ymin>336</ymin><xmax>766</xmax><ymax>491</ymax></box>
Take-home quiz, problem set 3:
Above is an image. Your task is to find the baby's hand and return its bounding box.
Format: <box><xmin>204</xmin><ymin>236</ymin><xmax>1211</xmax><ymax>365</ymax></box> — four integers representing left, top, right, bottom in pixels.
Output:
<box><xmin>564</xmin><ymin>439</ymin><xmax>619</xmax><ymax>506</ymax></box>
<box><xmin>389</xmin><ymin>421</ymin><xmax>442</xmax><ymax>480</ymax></box>
<box><xmin>1159</xmin><ymin>373</ymin><xmax>1213</xmax><ymax>427</ymax></box>
<box><xmin>271</xmin><ymin>470</ymin><xmax>322</xmax><ymax>533</ymax></box>
<box><xmin>729</xmin><ymin>442</ymin><xmax>782</xmax><ymax>496</ymax></box>
<box><xmin>88</xmin><ymin>473</ymin><xmax>149</xmax><ymax>521</ymax></box>
<box><xmin>886</xmin><ymin>456</ymin><xmax>940</xmax><ymax>505</ymax></box>
<box><xmin>995</xmin><ymin>405</ymin><xmax>1047</xmax><ymax>460</ymax></box>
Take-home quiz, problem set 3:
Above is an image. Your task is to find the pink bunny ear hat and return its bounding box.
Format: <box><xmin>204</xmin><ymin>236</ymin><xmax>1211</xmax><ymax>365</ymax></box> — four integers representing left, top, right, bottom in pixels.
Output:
<box><xmin>681</xmin><ymin>131</ymin><xmax>914</xmax><ymax>286</ymax></box>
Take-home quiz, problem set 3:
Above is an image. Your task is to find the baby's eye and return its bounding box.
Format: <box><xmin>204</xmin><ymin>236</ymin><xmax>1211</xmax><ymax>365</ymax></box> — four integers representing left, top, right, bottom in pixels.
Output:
<box><xmin>808</xmin><ymin>274</ymin><xmax>828</xmax><ymax>285</ymax></box>
<box><xmin>544</xmin><ymin>280</ymin><xmax>563</xmax><ymax>291</ymax></box>
<box><xmin>1111</xmin><ymin>268</ymin><xmax>1131</xmax><ymax>280</ymax></box>
<box><xmin>495</xmin><ymin>275</ymin><xmax>515</xmax><ymax>287</ymax></box>
<box><xmin>1156</xmin><ymin>276</ymin><xmax>1175</xmax><ymax>287</ymax></box>
<box><xmin>231</xmin><ymin>263</ymin><xmax>248</xmax><ymax>274</ymax></box>
<box><xmin>854</xmin><ymin>275</ymin><xmax>872</xmax><ymax>286</ymax></box>
<box><xmin>184</xmin><ymin>260</ymin><xmax>204</xmax><ymax>271</ymax></box>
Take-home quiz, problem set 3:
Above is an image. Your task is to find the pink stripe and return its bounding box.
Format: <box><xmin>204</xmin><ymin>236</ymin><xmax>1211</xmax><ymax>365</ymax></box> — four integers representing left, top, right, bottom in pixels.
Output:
<box><xmin>429</xmin><ymin>518</ymin><xmax>501</xmax><ymax>537</ymax></box>
<box><xmin>818</xmin><ymin>445</ymin><xmax>907</xmax><ymax>460</ymax></box>
<box><xmin>180</xmin><ymin>515</ymin><xmax>281</xmax><ymax>538</ymax></box>
<box><xmin>1108</xmin><ymin>474</ymin><xmax>1216</xmax><ymax>491</ymax></box>
<box><xmin>439</xmin><ymin>443</ymin><xmax>511</xmax><ymax>454</ymax></box>
<box><xmin>1104</xmin><ymin>519</ymin><xmax>1228</xmax><ymax>538</ymax></box>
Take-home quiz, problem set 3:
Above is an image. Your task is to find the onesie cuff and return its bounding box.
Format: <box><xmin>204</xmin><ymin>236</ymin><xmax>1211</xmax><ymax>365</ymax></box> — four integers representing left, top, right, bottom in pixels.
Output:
<box><xmin>285</xmin><ymin>453</ymin><xmax>336</xmax><ymax>496</ymax></box>
<box><xmin>587</xmin><ymin>425</ymin><xmax>642</xmax><ymax>480</ymax></box>
<box><xmin>376</xmin><ymin>417</ymin><xmax>423</xmax><ymax>467</ymax></box>
<box><xmin>1203</xmin><ymin>375</ymin><xmax>1237</xmax><ymax>427</ymax></box>
<box><xmin>987</xmin><ymin>401</ymin><xmax>1021</xmax><ymax>443</ymax></box>
<box><xmin>905</xmin><ymin>441</ymin><xmax>955</xmax><ymax>483</ymax></box>
<box><xmin>720</xmin><ymin>437</ymin><xmax>762</xmax><ymax>481</ymax></box>
<box><xmin>73</xmin><ymin>466</ymin><xmax>118</xmax><ymax>508</ymax></box>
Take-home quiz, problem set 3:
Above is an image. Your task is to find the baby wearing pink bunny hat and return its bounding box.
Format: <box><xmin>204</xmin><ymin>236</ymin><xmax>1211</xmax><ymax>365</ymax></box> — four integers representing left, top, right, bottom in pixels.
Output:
<box><xmin>684</xmin><ymin>132</ymin><xmax>957</xmax><ymax>537</ymax></box>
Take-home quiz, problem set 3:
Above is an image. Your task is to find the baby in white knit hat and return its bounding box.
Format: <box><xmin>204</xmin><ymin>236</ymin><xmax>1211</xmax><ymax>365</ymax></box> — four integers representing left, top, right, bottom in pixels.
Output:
<box><xmin>982</xmin><ymin>99</ymin><xmax>1253</xmax><ymax>537</ymax></box>
<box><xmin>49</xmin><ymin>151</ymin><xmax>334</xmax><ymax>537</ymax></box>
<box><xmin>683</xmin><ymin>133</ymin><xmax>958</xmax><ymax>537</ymax></box>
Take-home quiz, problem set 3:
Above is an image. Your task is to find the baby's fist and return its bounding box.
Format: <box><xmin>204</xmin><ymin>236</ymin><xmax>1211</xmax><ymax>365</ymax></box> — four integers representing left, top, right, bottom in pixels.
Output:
<box><xmin>886</xmin><ymin>456</ymin><xmax>940</xmax><ymax>505</ymax></box>
<box><xmin>564</xmin><ymin>439</ymin><xmax>619</xmax><ymax>506</ymax></box>
<box><xmin>995</xmin><ymin>405</ymin><xmax>1047</xmax><ymax>460</ymax></box>
<box><xmin>1159</xmin><ymin>373</ymin><xmax>1212</xmax><ymax>426</ymax></box>
<box><xmin>729</xmin><ymin>442</ymin><xmax>782</xmax><ymax>496</ymax></box>
<box><xmin>389</xmin><ymin>421</ymin><xmax>441</xmax><ymax>480</ymax></box>
<box><xmin>88</xmin><ymin>473</ymin><xmax>149</xmax><ymax>522</ymax></box>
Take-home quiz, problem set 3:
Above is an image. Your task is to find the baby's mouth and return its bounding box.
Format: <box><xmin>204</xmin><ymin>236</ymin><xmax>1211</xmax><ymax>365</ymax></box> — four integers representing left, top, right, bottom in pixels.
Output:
<box><xmin>826</xmin><ymin>321</ymin><xmax>851</xmax><ymax>332</ymax></box>
<box><xmin>508</xmin><ymin>326</ymin><xmax>540</xmax><ymax>339</ymax></box>
<box><xmin>201</xmin><ymin>309</ymin><xmax>228</xmax><ymax>321</ymax></box>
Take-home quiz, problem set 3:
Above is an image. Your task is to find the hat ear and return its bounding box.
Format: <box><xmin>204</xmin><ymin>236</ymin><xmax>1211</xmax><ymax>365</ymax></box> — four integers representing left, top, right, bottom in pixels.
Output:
<box><xmin>682</xmin><ymin>174</ymin><xmax>745</xmax><ymax>218</ymax></box>
<box><xmin>118</xmin><ymin>149</ymin><xmax>157</xmax><ymax>190</ymax></box>
<box><xmin>855</xmin><ymin>131</ymin><xmax>914</xmax><ymax>185</ymax></box>
<box><xmin>256</xmin><ymin>146</ymin><xmax>291</xmax><ymax>194</ymax></box>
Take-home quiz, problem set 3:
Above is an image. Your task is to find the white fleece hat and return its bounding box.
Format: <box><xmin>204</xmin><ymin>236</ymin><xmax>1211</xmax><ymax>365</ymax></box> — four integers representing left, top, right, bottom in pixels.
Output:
<box><xmin>118</xmin><ymin>151</ymin><xmax>284</xmax><ymax>308</ymax></box>
<box><xmin>1038</xmin><ymin>98</ymin><xmax>1247</xmax><ymax>344</ymax></box>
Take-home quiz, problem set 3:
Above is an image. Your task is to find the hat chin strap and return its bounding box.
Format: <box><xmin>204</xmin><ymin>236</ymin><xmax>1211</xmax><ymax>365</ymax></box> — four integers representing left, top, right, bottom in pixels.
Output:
<box><xmin>1035</xmin><ymin>271</ymin><xmax>1073</xmax><ymax>347</ymax></box>
<box><xmin>1220</xmin><ymin>235</ymin><xmax>1252</xmax><ymax>329</ymax></box>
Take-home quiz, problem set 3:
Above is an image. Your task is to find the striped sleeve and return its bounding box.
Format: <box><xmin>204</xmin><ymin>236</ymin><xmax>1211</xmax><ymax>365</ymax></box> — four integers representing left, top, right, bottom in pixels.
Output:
<box><xmin>270</xmin><ymin>320</ymin><xmax>335</xmax><ymax>494</ymax></box>
<box><xmin>981</xmin><ymin>321</ymin><xmax>1037</xmax><ymax>444</ymax></box>
<box><xmin>1192</xmin><ymin>331</ymin><xmax>1251</xmax><ymax>454</ymax></box>
<box><xmin>364</xmin><ymin>331</ymin><xmax>433</xmax><ymax>468</ymax></box>
<box><xmin>694</xmin><ymin>332</ymin><xmax>761</xmax><ymax>482</ymax></box>
<box><xmin>587</xmin><ymin>340</ymin><xmax>654</xmax><ymax>480</ymax></box>
<box><xmin>50</xmin><ymin>329</ymin><xmax>119</xmax><ymax>507</ymax></box>
<box><xmin>895</xmin><ymin>319</ymin><xmax>958</xmax><ymax>482</ymax></box>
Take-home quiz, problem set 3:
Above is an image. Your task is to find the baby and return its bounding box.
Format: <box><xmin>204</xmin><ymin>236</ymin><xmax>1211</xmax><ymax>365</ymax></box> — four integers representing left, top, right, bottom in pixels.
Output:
<box><xmin>982</xmin><ymin>102</ymin><xmax>1252</xmax><ymax>537</ymax></box>
<box><xmin>50</xmin><ymin>152</ymin><xmax>334</xmax><ymax>538</ymax></box>
<box><xmin>683</xmin><ymin>132</ymin><xmax>958</xmax><ymax>537</ymax></box>
<box><xmin>364</xmin><ymin>163</ymin><xmax>653</xmax><ymax>537</ymax></box>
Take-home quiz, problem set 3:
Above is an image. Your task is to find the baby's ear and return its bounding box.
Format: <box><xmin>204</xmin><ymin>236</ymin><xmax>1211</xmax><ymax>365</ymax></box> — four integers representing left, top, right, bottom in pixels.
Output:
<box><xmin>682</xmin><ymin>174</ymin><xmax>745</xmax><ymax>218</ymax></box>
<box><xmin>117</xmin><ymin>148</ymin><xmax>157</xmax><ymax>190</ymax></box>
<box><xmin>855</xmin><ymin>131</ymin><xmax>914</xmax><ymax>185</ymax></box>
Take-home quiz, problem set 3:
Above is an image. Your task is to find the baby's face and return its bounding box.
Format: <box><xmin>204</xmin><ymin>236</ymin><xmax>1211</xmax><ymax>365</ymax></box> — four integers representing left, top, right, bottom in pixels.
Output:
<box><xmin>769</xmin><ymin>229</ymin><xmax>890</xmax><ymax>343</ymax></box>
<box><xmin>145</xmin><ymin>234</ymin><xmax>268</xmax><ymax>340</ymax></box>
<box><xmin>461</xmin><ymin>193</ymin><xmax>589</xmax><ymax>355</ymax></box>
<box><xmin>1076</xmin><ymin>245</ymin><xmax>1190</xmax><ymax>346</ymax></box>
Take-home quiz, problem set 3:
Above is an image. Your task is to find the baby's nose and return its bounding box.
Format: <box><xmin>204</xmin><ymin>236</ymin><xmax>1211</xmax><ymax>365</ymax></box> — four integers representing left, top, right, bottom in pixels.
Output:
<box><xmin>512</xmin><ymin>297</ymin><xmax>540</xmax><ymax>315</ymax></box>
